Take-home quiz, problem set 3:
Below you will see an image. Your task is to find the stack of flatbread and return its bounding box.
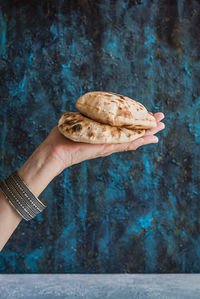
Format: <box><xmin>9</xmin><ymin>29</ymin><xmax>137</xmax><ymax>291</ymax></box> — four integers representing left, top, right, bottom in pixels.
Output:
<box><xmin>58</xmin><ymin>91</ymin><xmax>156</xmax><ymax>144</ymax></box>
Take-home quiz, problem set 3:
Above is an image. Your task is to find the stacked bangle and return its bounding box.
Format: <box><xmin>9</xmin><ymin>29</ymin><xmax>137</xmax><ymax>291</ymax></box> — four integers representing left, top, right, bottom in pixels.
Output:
<box><xmin>0</xmin><ymin>171</ymin><xmax>46</xmax><ymax>221</ymax></box>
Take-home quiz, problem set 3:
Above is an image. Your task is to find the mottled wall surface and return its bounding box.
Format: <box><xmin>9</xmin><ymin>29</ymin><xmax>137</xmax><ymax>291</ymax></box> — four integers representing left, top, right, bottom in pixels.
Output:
<box><xmin>0</xmin><ymin>0</ymin><xmax>199</xmax><ymax>273</ymax></box>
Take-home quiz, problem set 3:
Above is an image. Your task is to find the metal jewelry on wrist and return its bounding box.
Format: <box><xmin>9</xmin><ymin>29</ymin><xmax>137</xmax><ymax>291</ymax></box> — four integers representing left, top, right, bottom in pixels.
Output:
<box><xmin>0</xmin><ymin>171</ymin><xmax>46</xmax><ymax>221</ymax></box>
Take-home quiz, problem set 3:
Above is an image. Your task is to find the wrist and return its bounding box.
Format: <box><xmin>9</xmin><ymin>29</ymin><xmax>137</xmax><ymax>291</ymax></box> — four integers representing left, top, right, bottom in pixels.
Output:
<box><xmin>18</xmin><ymin>140</ymin><xmax>62</xmax><ymax>197</ymax></box>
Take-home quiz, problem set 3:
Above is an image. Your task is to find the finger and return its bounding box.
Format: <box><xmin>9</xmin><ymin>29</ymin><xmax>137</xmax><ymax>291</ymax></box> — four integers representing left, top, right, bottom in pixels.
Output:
<box><xmin>127</xmin><ymin>135</ymin><xmax>159</xmax><ymax>150</ymax></box>
<box><xmin>106</xmin><ymin>135</ymin><xmax>159</xmax><ymax>154</ymax></box>
<box><xmin>153</xmin><ymin>112</ymin><xmax>165</xmax><ymax>122</ymax></box>
<box><xmin>145</xmin><ymin>121</ymin><xmax>165</xmax><ymax>136</ymax></box>
<box><xmin>136</xmin><ymin>135</ymin><xmax>159</xmax><ymax>149</ymax></box>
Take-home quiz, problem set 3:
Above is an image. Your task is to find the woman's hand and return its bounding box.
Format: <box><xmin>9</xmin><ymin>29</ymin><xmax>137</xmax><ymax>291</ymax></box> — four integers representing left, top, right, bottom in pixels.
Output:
<box><xmin>0</xmin><ymin>112</ymin><xmax>164</xmax><ymax>251</ymax></box>
<box><xmin>18</xmin><ymin>112</ymin><xmax>164</xmax><ymax>198</ymax></box>
<box><xmin>47</xmin><ymin>112</ymin><xmax>165</xmax><ymax>175</ymax></box>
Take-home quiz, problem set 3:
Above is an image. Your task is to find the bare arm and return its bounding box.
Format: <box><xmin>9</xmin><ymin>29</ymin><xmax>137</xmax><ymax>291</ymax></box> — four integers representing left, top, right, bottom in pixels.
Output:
<box><xmin>0</xmin><ymin>112</ymin><xmax>165</xmax><ymax>251</ymax></box>
<box><xmin>0</xmin><ymin>189</ymin><xmax>22</xmax><ymax>251</ymax></box>
<box><xmin>0</xmin><ymin>141</ymin><xmax>62</xmax><ymax>251</ymax></box>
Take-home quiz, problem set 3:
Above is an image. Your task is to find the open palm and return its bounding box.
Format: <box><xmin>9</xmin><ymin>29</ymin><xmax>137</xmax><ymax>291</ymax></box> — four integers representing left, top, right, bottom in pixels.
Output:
<box><xmin>47</xmin><ymin>112</ymin><xmax>165</xmax><ymax>171</ymax></box>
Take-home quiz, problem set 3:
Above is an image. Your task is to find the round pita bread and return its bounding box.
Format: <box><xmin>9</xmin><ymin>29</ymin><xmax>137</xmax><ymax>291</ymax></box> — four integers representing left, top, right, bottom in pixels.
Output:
<box><xmin>76</xmin><ymin>91</ymin><xmax>156</xmax><ymax>129</ymax></box>
<box><xmin>58</xmin><ymin>112</ymin><xmax>145</xmax><ymax>144</ymax></box>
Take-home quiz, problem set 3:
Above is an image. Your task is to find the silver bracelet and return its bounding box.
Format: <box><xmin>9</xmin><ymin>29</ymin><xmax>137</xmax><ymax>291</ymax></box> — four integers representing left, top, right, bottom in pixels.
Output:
<box><xmin>0</xmin><ymin>171</ymin><xmax>46</xmax><ymax>221</ymax></box>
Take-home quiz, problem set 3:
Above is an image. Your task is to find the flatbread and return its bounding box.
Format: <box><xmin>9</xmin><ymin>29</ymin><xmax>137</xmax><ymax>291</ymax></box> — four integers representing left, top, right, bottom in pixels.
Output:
<box><xmin>76</xmin><ymin>91</ymin><xmax>156</xmax><ymax>129</ymax></box>
<box><xmin>58</xmin><ymin>112</ymin><xmax>145</xmax><ymax>144</ymax></box>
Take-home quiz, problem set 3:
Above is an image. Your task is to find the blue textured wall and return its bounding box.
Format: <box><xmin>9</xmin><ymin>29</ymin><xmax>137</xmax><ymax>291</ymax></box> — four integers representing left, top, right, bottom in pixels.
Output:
<box><xmin>0</xmin><ymin>0</ymin><xmax>200</xmax><ymax>273</ymax></box>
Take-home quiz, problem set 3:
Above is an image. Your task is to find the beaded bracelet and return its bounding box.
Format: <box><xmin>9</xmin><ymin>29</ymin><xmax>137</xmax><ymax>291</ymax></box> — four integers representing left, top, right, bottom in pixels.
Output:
<box><xmin>0</xmin><ymin>171</ymin><xmax>46</xmax><ymax>221</ymax></box>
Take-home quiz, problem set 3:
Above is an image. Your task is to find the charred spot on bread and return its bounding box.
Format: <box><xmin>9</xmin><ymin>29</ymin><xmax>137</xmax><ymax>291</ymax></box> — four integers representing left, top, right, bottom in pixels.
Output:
<box><xmin>72</xmin><ymin>124</ymin><xmax>82</xmax><ymax>132</ymax></box>
<box><xmin>123</xmin><ymin>111</ymin><xmax>132</xmax><ymax>117</ymax></box>
<box><xmin>117</xmin><ymin>99</ymin><xmax>124</xmax><ymax>103</ymax></box>
<box><xmin>87</xmin><ymin>132</ymin><xmax>95</xmax><ymax>137</ymax></box>
<box><xmin>118</xmin><ymin>110</ymin><xmax>132</xmax><ymax>118</ymax></box>
<box><xmin>64</xmin><ymin>119</ymin><xmax>82</xmax><ymax>125</ymax></box>
<box><xmin>138</xmin><ymin>103</ymin><xmax>144</xmax><ymax>109</ymax></box>
<box><xmin>110</xmin><ymin>128</ymin><xmax>116</xmax><ymax>137</ymax></box>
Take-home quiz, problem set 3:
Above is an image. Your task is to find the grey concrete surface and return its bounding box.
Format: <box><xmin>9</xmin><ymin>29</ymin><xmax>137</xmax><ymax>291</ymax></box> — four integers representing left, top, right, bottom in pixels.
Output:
<box><xmin>0</xmin><ymin>274</ymin><xmax>200</xmax><ymax>298</ymax></box>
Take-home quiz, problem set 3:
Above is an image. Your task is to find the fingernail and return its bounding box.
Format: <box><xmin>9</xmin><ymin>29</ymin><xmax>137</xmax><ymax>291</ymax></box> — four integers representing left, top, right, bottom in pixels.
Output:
<box><xmin>153</xmin><ymin>137</ymin><xmax>159</xmax><ymax>142</ymax></box>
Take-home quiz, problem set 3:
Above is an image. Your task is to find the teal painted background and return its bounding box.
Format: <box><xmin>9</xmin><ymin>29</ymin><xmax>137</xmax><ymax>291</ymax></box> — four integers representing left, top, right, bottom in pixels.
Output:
<box><xmin>0</xmin><ymin>0</ymin><xmax>200</xmax><ymax>273</ymax></box>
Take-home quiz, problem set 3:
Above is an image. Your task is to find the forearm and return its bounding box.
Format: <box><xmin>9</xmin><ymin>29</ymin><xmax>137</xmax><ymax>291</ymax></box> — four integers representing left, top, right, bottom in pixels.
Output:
<box><xmin>18</xmin><ymin>141</ymin><xmax>61</xmax><ymax>198</ymax></box>
<box><xmin>0</xmin><ymin>188</ymin><xmax>22</xmax><ymax>251</ymax></box>
<box><xmin>0</xmin><ymin>139</ymin><xmax>62</xmax><ymax>251</ymax></box>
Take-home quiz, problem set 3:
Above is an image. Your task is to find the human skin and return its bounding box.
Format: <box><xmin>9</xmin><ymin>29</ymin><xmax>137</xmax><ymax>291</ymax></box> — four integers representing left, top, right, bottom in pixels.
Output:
<box><xmin>0</xmin><ymin>112</ymin><xmax>165</xmax><ymax>251</ymax></box>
